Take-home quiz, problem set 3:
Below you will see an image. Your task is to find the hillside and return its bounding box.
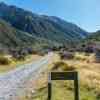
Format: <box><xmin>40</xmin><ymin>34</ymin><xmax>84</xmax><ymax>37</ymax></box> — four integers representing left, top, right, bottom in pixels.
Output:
<box><xmin>0</xmin><ymin>19</ymin><xmax>35</xmax><ymax>47</ymax></box>
<box><xmin>0</xmin><ymin>2</ymin><xmax>88</xmax><ymax>50</ymax></box>
<box><xmin>0</xmin><ymin>18</ymin><xmax>63</xmax><ymax>53</ymax></box>
<box><xmin>79</xmin><ymin>31</ymin><xmax>100</xmax><ymax>49</ymax></box>
<box><xmin>85</xmin><ymin>31</ymin><xmax>100</xmax><ymax>42</ymax></box>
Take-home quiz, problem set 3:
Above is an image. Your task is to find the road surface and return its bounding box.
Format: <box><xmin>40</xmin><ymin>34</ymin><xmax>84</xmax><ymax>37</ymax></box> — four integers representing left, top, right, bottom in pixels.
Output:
<box><xmin>0</xmin><ymin>52</ymin><xmax>53</xmax><ymax>100</ymax></box>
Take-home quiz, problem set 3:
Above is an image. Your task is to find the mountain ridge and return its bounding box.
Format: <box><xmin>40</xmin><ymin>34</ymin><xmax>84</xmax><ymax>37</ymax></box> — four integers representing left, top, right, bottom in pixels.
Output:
<box><xmin>0</xmin><ymin>2</ymin><xmax>88</xmax><ymax>52</ymax></box>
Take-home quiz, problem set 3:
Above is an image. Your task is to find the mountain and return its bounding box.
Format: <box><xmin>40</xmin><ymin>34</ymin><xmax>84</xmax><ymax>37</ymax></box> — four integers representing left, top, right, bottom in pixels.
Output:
<box><xmin>81</xmin><ymin>31</ymin><xmax>100</xmax><ymax>45</ymax></box>
<box><xmin>0</xmin><ymin>18</ymin><xmax>61</xmax><ymax>51</ymax></box>
<box><xmin>0</xmin><ymin>2</ymin><xmax>88</xmax><ymax>52</ymax></box>
<box><xmin>0</xmin><ymin>18</ymin><xmax>38</xmax><ymax>47</ymax></box>
<box><xmin>76</xmin><ymin>30</ymin><xmax>100</xmax><ymax>52</ymax></box>
<box><xmin>85</xmin><ymin>31</ymin><xmax>100</xmax><ymax>42</ymax></box>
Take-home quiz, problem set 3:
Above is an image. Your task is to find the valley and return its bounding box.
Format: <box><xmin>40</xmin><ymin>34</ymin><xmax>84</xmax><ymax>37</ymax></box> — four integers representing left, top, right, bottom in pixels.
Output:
<box><xmin>0</xmin><ymin>2</ymin><xmax>100</xmax><ymax>100</ymax></box>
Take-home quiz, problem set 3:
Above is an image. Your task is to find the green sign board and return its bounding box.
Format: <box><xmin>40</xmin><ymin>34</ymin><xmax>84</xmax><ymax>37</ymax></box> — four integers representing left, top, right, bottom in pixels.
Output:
<box><xmin>48</xmin><ymin>71</ymin><xmax>79</xmax><ymax>100</ymax></box>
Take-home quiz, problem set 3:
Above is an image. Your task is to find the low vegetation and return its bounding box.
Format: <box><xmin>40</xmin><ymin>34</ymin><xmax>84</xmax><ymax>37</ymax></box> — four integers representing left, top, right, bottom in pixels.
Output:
<box><xmin>0</xmin><ymin>56</ymin><xmax>11</xmax><ymax>65</ymax></box>
<box><xmin>0</xmin><ymin>49</ymin><xmax>100</xmax><ymax>100</ymax></box>
<box><xmin>0</xmin><ymin>52</ymin><xmax>42</xmax><ymax>73</ymax></box>
<box><xmin>52</xmin><ymin>61</ymin><xmax>76</xmax><ymax>71</ymax></box>
<box><xmin>23</xmin><ymin>52</ymin><xmax>100</xmax><ymax>100</ymax></box>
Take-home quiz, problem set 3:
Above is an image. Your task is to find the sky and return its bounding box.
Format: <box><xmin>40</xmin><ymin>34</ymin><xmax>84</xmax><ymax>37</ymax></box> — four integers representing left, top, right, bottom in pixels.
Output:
<box><xmin>0</xmin><ymin>0</ymin><xmax>100</xmax><ymax>32</ymax></box>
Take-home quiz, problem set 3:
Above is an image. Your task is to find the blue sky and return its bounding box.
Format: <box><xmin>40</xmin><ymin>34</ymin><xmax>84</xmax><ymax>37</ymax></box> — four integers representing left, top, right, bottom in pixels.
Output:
<box><xmin>0</xmin><ymin>0</ymin><xmax>100</xmax><ymax>32</ymax></box>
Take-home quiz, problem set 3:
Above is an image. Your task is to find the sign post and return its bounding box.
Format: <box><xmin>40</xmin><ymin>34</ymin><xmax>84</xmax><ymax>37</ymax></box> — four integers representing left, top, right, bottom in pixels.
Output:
<box><xmin>48</xmin><ymin>71</ymin><xmax>79</xmax><ymax>100</ymax></box>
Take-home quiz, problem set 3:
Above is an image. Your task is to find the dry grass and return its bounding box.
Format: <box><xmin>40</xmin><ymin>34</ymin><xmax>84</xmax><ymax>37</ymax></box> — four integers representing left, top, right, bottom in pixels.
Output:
<box><xmin>1</xmin><ymin>52</ymin><xmax>100</xmax><ymax>100</ymax></box>
<box><xmin>29</xmin><ymin>52</ymin><xmax>100</xmax><ymax>100</ymax></box>
<box><xmin>0</xmin><ymin>54</ymin><xmax>42</xmax><ymax>73</ymax></box>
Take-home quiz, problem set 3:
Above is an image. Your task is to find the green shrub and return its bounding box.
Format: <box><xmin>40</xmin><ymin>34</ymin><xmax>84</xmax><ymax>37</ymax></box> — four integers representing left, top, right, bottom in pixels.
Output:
<box><xmin>53</xmin><ymin>62</ymin><xmax>75</xmax><ymax>71</ymax></box>
<box><xmin>59</xmin><ymin>52</ymin><xmax>74</xmax><ymax>60</ymax></box>
<box><xmin>0</xmin><ymin>56</ymin><xmax>11</xmax><ymax>65</ymax></box>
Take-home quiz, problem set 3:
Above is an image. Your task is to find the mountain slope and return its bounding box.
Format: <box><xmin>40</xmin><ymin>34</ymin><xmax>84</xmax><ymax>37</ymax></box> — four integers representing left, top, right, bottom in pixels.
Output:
<box><xmin>86</xmin><ymin>31</ymin><xmax>100</xmax><ymax>42</ymax></box>
<box><xmin>81</xmin><ymin>31</ymin><xmax>100</xmax><ymax>45</ymax></box>
<box><xmin>0</xmin><ymin>18</ymin><xmax>63</xmax><ymax>53</ymax></box>
<box><xmin>0</xmin><ymin>18</ymin><xmax>38</xmax><ymax>47</ymax></box>
<box><xmin>0</xmin><ymin>2</ymin><xmax>89</xmax><ymax>54</ymax></box>
<box><xmin>0</xmin><ymin>2</ymin><xmax>88</xmax><ymax>46</ymax></box>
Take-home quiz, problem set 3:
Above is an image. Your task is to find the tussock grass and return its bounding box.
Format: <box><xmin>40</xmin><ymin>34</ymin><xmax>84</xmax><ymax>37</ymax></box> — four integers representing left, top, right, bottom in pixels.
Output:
<box><xmin>2</xmin><ymin>52</ymin><xmax>99</xmax><ymax>100</ymax></box>
<box><xmin>0</xmin><ymin>56</ymin><xmax>11</xmax><ymax>65</ymax></box>
<box><xmin>52</xmin><ymin>61</ymin><xmax>76</xmax><ymax>71</ymax></box>
<box><xmin>28</xmin><ymin>52</ymin><xmax>100</xmax><ymax>100</ymax></box>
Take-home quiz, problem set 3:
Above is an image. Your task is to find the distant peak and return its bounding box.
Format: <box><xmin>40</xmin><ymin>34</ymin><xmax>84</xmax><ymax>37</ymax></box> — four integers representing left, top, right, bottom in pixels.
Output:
<box><xmin>0</xmin><ymin>2</ymin><xmax>7</xmax><ymax>6</ymax></box>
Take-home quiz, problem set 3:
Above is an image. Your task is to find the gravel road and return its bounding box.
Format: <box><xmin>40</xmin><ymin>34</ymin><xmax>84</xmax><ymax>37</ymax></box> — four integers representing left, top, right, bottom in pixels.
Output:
<box><xmin>0</xmin><ymin>52</ymin><xmax>53</xmax><ymax>100</ymax></box>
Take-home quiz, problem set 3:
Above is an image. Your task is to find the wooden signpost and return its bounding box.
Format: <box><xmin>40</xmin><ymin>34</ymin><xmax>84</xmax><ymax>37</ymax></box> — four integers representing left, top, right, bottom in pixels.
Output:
<box><xmin>48</xmin><ymin>71</ymin><xmax>79</xmax><ymax>100</ymax></box>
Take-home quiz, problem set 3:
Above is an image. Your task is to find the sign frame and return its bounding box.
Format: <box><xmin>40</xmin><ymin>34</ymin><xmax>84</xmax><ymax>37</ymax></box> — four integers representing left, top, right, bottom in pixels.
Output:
<box><xmin>48</xmin><ymin>71</ymin><xmax>79</xmax><ymax>100</ymax></box>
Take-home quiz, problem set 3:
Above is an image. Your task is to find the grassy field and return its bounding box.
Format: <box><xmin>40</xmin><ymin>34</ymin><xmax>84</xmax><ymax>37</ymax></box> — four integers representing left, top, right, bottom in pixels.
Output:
<box><xmin>22</xmin><ymin>52</ymin><xmax>100</xmax><ymax>100</ymax></box>
<box><xmin>0</xmin><ymin>52</ymin><xmax>100</xmax><ymax>100</ymax></box>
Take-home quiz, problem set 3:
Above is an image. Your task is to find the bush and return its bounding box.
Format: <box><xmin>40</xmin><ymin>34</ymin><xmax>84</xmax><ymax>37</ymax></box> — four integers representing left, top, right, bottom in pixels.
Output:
<box><xmin>0</xmin><ymin>56</ymin><xmax>11</xmax><ymax>65</ymax></box>
<box><xmin>59</xmin><ymin>51</ymin><xmax>74</xmax><ymax>60</ymax></box>
<box><xmin>13</xmin><ymin>54</ymin><xmax>25</xmax><ymax>61</ymax></box>
<box><xmin>74</xmin><ymin>53</ymin><xmax>87</xmax><ymax>61</ymax></box>
<box><xmin>53</xmin><ymin>61</ymin><xmax>76</xmax><ymax>71</ymax></box>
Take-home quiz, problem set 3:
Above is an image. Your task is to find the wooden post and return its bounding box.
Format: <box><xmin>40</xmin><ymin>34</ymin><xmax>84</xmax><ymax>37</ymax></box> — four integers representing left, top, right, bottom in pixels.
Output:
<box><xmin>74</xmin><ymin>72</ymin><xmax>79</xmax><ymax>100</ymax></box>
<box><xmin>48</xmin><ymin>73</ymin><xmax>52</xmax><ymax>100</ymax></box>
